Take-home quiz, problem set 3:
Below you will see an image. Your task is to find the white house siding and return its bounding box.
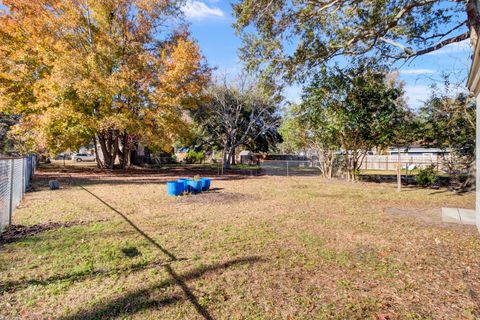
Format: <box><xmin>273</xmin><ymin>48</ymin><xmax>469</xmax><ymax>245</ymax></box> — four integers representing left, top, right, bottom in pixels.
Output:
<box><xmin>467</xmin><ymin>38</ymin><xmax>480</xmax><ymax>231</ymax></box>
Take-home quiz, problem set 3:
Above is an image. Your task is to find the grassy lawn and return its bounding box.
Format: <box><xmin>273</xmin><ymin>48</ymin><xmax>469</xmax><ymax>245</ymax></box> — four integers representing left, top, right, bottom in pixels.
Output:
<box><xmin>1</xmin><ymin>165</ymin><xmax>479</xmax><ymax>319</ymax></box>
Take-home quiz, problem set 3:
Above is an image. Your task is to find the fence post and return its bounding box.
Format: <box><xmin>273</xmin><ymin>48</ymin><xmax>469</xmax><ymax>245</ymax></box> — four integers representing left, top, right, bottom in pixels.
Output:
<box><xmin>286</xmin><ymin>160</ymin><xmax>289</xmax><ymax>177</ymax></box>
<box><xmin>22</xmin><ymin>158</ymin><xmax>26</xmax><ymax>195</ymax></box>
<box><xmin>8</xmin><ymin>159</ymin><xmax>14</xmax><ymax>225</ymax></box>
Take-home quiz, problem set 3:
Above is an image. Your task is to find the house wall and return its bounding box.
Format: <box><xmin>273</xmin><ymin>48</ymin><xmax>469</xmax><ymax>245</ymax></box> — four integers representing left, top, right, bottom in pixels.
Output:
<box><xmin>477</xmin><ymin>94</ymin><xmax>480</xmax><ymax>231</ymax></box>
<box><xmin>467</xmin><ymin>38</ymin><xmax>480</xmax><ymax>231</ymax></box>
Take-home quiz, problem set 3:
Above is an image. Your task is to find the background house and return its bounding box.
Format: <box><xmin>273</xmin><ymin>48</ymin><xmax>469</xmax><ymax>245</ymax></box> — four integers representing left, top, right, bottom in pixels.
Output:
<box><xmin>388</xmin><ymin>146</ymin><xmax>450</xmax><ymax>157</ymax></box>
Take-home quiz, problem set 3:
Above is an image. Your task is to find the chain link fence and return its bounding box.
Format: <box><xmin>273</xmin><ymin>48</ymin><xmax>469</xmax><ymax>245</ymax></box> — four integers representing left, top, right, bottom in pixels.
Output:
<box><xmin>360</xmin><ymin>154</ymin><xmax>466</xmax><ymax>173</ymax></box>
<box><xmin>0</xmin><ymin>156</ymin><xmax>36</xmax><ymax>232</ymax></box>
<box><xmin>260</xmin><ymin>160</ymin><xmax>321</xmax><ymax>176</ymax></box>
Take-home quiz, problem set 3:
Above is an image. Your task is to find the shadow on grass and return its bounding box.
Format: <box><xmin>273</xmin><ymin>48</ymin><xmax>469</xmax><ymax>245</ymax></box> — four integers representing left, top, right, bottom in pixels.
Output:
<box><xmin>0</xmin><ymin>259</ymin><xmax>162</xmax><ymax>294</ymax></box>
<box><xmin>66</xmin><ymin>180</ymin><xmax>262</xmax><ymax>319</ymax></box>
<box><xmin>59</xmin><ymin>256</ymin><xmax>263</xmax><ymax>320</ymax></box>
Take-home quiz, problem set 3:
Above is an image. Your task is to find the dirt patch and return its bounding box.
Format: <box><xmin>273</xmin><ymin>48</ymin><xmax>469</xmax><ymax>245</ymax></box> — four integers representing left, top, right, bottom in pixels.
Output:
<box><xmin>173</xmin><ymin>191</ymin><xmax>256</xmax><ymax>205</ymax></box>
<box><xmin>0</xmin><ymin>220</ymin><xmax>103</xmax><ymax>244</ymax></box>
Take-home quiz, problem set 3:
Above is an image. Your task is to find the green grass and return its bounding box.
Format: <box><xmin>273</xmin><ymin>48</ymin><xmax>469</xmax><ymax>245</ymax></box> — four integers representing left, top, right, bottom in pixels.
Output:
<box><xmin>0</xmin><ymin>165</ymin><xmax>478</xmax><ymax>319</ymax></box>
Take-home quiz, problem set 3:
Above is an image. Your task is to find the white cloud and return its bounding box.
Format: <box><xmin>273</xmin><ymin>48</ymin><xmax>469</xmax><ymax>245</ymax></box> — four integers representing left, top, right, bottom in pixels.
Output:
<box><xmin>182</xmin><ymin>1</ymin><xmax>224</xmax><ymax>19</ymax></box>
<box><xmin>404</xmin><ymin>85</ymin><xmax>431</xmax><ymax>109</ymax></box>
<box><xmin>400</xmin><ymin>69</ymin><xmax>436</xmax><ymax>75</ymax></box>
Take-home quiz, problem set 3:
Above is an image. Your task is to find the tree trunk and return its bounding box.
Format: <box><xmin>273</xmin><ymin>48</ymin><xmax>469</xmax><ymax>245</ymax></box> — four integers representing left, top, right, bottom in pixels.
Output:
<box><xmin>98</xmin><ymin>134</ymin><xmax>111</xmax><ymax>168</ymax></box>
<box><xmin>348</xmin><ymin>152</ymin><xmax>358</xmax><ymax>182</ymax></box>
<box><xmin>110</xmin><ymin>132</ymin><xmax>119</xmax><ymax>169</ymax></box>
<box><xmin>223</xmin><ymin>139</ymin><xmax>236</xmax><ymax>169</ymax></box>
<box><xmin>318</xmin><ymin>150</ymin><xmax>335</xmax><ymax>179</ymax></box>
<box><xmin>93</xmin><ymin>136</ymin><xmax>103</xmax><ymax>168</ymax></box>
<box><xmin>225</xmin><ymin>148</ymin><xmax>235</xmax><ymax>169</ymax></box>
<box><xmin>119</xmin><ymin>133</ymin><xmax>130</xmax><ymax>169</ymax></box>
<box><xmin>231</xmin><ymin>149</ymin><xmax>236</xmax><ymax>165</ymax></box>
<box><xmin>97</xmin><ymin>130</ymin><xmax>119</xmax><ymax>169</ymax></box>
<box><xmin>459</xmin><ymin>160</ymin><xmax>476</xmax><ymax>192</ymax></box>
<box><xmin>327</xmin><ymin>152</ymin><xmax>334</xmax><ymax>179</ymax></box>
<box><xmin>223</xmin><ymin>149</ymin><xmax>230</xmax><ymax>169</ymax></box>
<box><xmin>346</xmin><ymin>154</ymin><xmax>353</xmax><ymax>181</ymax></box>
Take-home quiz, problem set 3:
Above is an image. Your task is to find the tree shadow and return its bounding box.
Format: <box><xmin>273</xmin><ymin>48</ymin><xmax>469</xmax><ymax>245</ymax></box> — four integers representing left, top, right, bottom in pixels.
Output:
<box><xmin>67</xmin><ymin>181</ymin><xmax>262</xmax><ymax>319</ymax></box>
<box><xmin>0</xmin><ymin>259</ymin><xmax>164</xmax><ymax>294</ymax></box>
<box><xmin>59</xmin><ymin>256</ymin><xmax>263</xmax><ymax>320</ymax></box>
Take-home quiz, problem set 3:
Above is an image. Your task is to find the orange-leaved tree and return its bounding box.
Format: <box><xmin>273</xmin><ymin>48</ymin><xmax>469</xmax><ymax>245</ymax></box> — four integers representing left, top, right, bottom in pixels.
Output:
<box><xmin>0</xmin><ymin>0</ymin><xmax>210</xmax><ymax>168</ymax></box>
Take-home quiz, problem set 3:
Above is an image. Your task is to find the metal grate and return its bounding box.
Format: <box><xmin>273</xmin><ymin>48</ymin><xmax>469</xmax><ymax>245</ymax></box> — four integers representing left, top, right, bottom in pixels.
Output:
<box><xmin>0</xmin><ymin>156</ymin><xmax>36</xmax><ymax>232</ymax></box>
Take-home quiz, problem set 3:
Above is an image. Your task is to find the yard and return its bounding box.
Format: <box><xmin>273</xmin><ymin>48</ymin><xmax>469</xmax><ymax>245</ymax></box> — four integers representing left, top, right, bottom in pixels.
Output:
<box><xmin>1</xmin><ymin>165</ymin><xmax>479</xmax><ymax>319</ymax></box>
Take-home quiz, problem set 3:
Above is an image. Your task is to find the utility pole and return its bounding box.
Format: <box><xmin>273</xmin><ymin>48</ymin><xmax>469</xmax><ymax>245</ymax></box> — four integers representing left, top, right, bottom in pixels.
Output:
<box><xmin>396</xmin><ymin>146</ymin><xmax>401</xmax><ymax>192</ymax></box>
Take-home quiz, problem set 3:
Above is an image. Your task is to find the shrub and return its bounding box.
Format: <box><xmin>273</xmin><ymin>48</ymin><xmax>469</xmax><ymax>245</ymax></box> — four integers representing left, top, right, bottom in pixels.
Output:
<box><xmin>416</xmin><ymin>165</ymin><xmax>438</xmax><ymax>187</ymax></box>
<box><xmin>186</xmin><ymin>150</ymin><xmax>205</xmax><ymax>164</ymax></box>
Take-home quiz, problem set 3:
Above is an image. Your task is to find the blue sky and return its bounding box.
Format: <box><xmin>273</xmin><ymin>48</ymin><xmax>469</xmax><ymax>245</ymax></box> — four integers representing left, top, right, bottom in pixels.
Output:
<box><xmin>183</xmin><ymin>0</ymin><xmax>474</xmax><ymax>109</ymax></box>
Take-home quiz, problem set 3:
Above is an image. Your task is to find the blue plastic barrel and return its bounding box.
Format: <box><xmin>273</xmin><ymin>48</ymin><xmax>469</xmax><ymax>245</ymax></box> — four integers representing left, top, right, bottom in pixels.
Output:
<box><xmin>200</xmin><ymin>178</ymin><xmax>211</xmax><ymax>191</ymax></box>
<box><xmin>166</xmin><ymin>181</ymin><xmax>181</xmax><ymax>196</ymax></box>
<box><xmin>184</xmin><ymin>179</ymin><xmax>193</xmax><ymax>193</ymax></box>
<box><xmin>177</xmin><ymin>178</ymin><xmax>188</xmax><ymax>193</ymax></box>
<box><xmin>188</xmin><ymin>179</ymin><xmax>202</xmax><ymax>194</ymax></box>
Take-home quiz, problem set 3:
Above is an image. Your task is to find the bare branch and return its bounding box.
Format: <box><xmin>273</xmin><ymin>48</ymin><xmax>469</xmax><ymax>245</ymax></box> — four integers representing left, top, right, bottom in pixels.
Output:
<box><xmin>413</xmin><ymin>31</ymin><xmax>470</xmax><ymax>56</ymax></box>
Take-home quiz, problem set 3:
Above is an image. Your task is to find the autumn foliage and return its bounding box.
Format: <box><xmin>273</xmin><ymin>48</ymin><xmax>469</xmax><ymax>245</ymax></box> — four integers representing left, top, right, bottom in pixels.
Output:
<box><xmin>0</xmin><ymin>0</ymin><xmax>210</xmax><ymax>168</ymax></box>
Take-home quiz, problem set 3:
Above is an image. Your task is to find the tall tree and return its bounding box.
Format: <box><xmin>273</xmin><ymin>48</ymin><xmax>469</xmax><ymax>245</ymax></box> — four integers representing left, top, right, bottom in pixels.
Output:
<box><xmin>192</xmin><ymin>74</ymin><xmax>281</xmax><ymax>169</ymax></box>
<box><xmin>0</xmin><ymin>113</ymin><xmax>19</xmax><ymax>154</ymax></box>
<box><xmin>419</xmin><ymin>86</ymin><xmax>476</xmax><ymax>189</ymax></box>
<box><xmin>279</xmin><ymin>103</ymin><xmax>341</xmax><ymax>178</ymax></box>
<box><xmin>278</xmin><ymin>105</ymin><xmax>309</xmax><ymax>155</ymax></box>
<box><xmin>0</xmin><ymin>0</ymin><xmax>209</xmax><ymax>168</ymax></box>
<box><xmin>234</xmin><ymin>0</ymin><xmax>479</xmax><ymax>80</ymax></box>
<box><xmin>300</xmin><ymin>63</ymin><xmax>407</xmax><ymax>180</ymax></box>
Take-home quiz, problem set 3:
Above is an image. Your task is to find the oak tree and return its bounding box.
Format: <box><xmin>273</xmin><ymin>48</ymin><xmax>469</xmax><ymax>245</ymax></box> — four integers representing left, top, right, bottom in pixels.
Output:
<box><xmin>300</xmin><ymin>63</ymin><xmax>407</xmax><ymax>180</ymax></box>
<box><xmin>192</xmin><ymin>74</ymin><xmax>281</xmax><ymax>169</ymax></box>
<box><xmin>234</xmin><ymin>0</ymin><xmax>480</xmax><ymax>80</ymax></box>
<box><xmin>0</xmin><ymin>0</ymin><xmax>210</xmax><ymax>168</ymax></box>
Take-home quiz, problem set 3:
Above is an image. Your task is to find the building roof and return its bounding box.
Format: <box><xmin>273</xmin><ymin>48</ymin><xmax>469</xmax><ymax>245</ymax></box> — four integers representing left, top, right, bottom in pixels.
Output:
<box><xmin>467</xmin><ymin>39</ymin><xmax>480</xmax><ymax>96</ymax></box>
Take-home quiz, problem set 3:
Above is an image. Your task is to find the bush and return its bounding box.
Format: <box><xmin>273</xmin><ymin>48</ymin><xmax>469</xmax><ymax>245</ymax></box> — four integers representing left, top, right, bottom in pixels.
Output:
<box><xmin>186</xmin><ymin>150</ymin><xmax>205</xmax><ymax>164</ymax></box>
<box><xmin>416</xmin><ymin>165</ymin><xmax>438</xmax><ymax>187</ymax></box>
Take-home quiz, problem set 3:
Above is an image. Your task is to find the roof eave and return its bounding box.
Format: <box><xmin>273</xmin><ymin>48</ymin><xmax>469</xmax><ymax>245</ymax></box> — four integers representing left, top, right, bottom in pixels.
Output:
<box><xmin>467</xmin><ymin>39</ymin><xmax>480</xmax><ymax>96</ymax></box>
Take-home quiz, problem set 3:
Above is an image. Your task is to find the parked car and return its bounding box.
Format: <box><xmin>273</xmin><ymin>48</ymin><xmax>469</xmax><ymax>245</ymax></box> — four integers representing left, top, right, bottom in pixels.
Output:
<box><xmin>55</xmin><ymin>153</ymin><xmax>72</xmax><ymax>160</ymax></box>
<box><xmin>72</xmin><ymin>153</ymin><xmax>96</xmax><ymax>162</ymax></box>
